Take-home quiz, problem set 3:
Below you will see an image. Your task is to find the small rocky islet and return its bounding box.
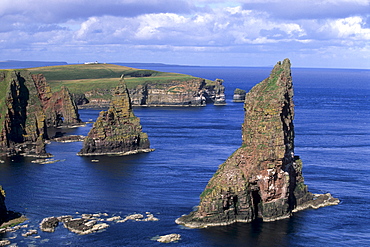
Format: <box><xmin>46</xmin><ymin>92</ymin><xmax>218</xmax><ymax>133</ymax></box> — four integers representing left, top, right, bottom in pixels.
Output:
<box><xmin>78</xmin><ymin>79</ymin><xmax>154</xmax><ymax>156</ymax></box>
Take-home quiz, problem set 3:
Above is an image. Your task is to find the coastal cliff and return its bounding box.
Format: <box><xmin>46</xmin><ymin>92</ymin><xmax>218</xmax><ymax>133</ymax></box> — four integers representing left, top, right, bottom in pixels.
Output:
<box><xmin>28</xmin><ymin>64</ymin><xmax>225</xmax><ymax>108</ymax></box>
<box><xmin>176</xmin><ymin>59</ymin><xmax>339</xmax><ymax>228</ymax></box>
<box><xmin>0</xmin><ymin>70</ymin><xmax>49</xmax><ymax>157</ymax></box>
<box><xmin>0</xmin><ymin>186</ymin><xmax>7</xmax><ymax>224</ymax></box>
<box><xmin>32</xmin><ymin>74</ymin><xmax>81</xmax><ymax>127</ymax></box>
<box><xmin>78</xmin><ymin>79</ymin><xmax>153</xmax><ymax>156</ymax></box>
<box><xmin>129</xmin><ymin>78</ymin><xmax>208</xmax><ymax>107</ymax></box>
<box><xmin>86</xmin><ymin>78</ymin><xmax>226</xmax><ymax>107</ymax></box>
<box><xmin>0</xmin><ymin>70</ymin><xmax>81</xmax><ymax>157</ymax></box>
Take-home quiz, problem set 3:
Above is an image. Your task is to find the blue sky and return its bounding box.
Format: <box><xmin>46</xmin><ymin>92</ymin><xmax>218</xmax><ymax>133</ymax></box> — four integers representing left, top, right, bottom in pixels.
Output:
<box><xmin>1</xmin><ymin>0</ymin><xmax>369</xmax><ymax>68</ymax></box>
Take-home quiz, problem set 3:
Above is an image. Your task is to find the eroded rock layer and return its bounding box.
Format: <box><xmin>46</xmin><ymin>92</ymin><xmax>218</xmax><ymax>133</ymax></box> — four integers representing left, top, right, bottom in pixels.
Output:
<box><xmin>176</xmin><ymin>59</ymin><xmax>339</xmax><ymax>228</ymax></box>
<box><xmin>78</xmin><ymin>79</ymin><xmax>153</xmax><ymax>156</ymax></box>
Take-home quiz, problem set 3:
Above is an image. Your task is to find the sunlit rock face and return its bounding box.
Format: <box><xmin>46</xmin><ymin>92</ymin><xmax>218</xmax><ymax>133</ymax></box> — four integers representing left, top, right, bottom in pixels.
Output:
<box><xmin>176</xmin><ymin>59</ymin><xmax>339</xmax><ymax>228</ymax></box>
<box><xmin>78</xmin><ymin>79</ymin><xmax>153</xmax><ymax>156</ymax></box>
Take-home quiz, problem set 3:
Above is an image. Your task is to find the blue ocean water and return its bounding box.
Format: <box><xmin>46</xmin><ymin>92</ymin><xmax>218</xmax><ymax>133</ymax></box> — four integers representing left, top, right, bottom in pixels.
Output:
<box><xmin>0</xmin><ymin>66</ymin><xmax>369</xmax><ymax>246</ymax></box>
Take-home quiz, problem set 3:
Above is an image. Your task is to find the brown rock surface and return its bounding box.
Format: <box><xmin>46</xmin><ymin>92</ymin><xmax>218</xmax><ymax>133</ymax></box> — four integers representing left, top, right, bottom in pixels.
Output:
<box><xmin>78</xmin><ymin>79</ymin><xmax>153</xmax><ymax>156</ymax></box>
<box><xmin>33</xmin><ymin>74</ymin><xmax>81</xmax><ymax>127</ymax></box>
<box><xmin>176</xmin><ymin>59</ymin><xmax>339</xmax><ymax>228</ymax></box>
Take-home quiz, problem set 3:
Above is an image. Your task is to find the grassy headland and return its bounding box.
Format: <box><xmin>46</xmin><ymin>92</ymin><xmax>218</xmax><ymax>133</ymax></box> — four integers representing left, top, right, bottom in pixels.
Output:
<box><xmin>28</xmin><ymin>63</ymin><xmax>213</xmax><ymax>96</ymax></box>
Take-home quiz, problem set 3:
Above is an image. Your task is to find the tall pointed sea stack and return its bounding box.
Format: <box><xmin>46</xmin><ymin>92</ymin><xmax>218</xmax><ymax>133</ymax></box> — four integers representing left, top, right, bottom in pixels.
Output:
<box><xmin>78</xmin><ymin>78</ymin><xmax>153</xmax><ymax>156</ymax></box>
<box><xmin>176</xmin><ymin>59</ymin><xmax>339</xmax><ymax>228</ymax></box>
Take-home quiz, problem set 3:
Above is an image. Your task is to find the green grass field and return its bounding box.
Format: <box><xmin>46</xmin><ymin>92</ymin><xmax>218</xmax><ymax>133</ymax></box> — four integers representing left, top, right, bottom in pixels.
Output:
<box><xmin>28</xmin><ymin>63</ymin><xmax>212</xmax><ymax>94</ymax></box>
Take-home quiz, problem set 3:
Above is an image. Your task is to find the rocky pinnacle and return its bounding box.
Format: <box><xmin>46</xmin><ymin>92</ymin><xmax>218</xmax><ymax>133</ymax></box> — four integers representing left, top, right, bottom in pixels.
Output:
<box><xmin>78</xmin><ymin>78</ymin><xmax>153</xmax><ymax>156</ymax></box>
<box><xmin>176</xmin><ymin>59</ymin><xmax>339</xmax><ymax>228</ymax></box>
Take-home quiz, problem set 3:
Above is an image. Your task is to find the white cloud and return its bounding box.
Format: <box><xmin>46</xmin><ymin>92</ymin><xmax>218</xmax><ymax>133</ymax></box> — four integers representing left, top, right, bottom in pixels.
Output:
<box><xmin>0</xmin><ymin>0</ymin><xmax>369</xmax><ymax>68</ymax></box>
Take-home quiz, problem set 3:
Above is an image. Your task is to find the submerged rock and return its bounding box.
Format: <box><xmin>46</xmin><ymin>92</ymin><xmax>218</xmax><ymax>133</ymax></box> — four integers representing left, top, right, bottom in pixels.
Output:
<box><xmin>78</xmin><ymin>79</ymin><xmax>153</xmax><ymax>156</ymax></box>
<box><xmin>176</xmin><ymin>59</ymin><xmax>339</xmax><ymax>228</ymax></box>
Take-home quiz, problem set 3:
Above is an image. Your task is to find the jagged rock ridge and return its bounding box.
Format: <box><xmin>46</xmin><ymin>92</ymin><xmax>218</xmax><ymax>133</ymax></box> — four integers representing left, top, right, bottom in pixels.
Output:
<box><xmin>78</xmin><ymin>79</ymin><xmax>153</xmax><ymax>156</ymax></box>
<box><xmin>176</xmin><ymin>59</ymin><xmax>339</xmax><ymax>228</ymax></box>
<box><xmin>0</xmin><ymin>70</ymin><xmax>82</xmax><ymax>157</ymax></box>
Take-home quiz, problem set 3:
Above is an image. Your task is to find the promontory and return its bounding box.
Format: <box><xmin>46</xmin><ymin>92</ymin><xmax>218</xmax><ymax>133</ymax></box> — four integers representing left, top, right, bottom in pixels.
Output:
<box><xmin>176</xmin><ymin>59</ymin><xmax>339</xmax><ymax>228</ymax></box>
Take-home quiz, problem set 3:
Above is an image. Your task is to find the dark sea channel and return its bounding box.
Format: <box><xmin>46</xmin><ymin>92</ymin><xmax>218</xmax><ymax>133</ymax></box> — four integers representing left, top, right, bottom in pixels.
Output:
<box><xmin>0</xmin><ymin>65</ymin><xmax>369</xmax><ymax>246</ymax></box>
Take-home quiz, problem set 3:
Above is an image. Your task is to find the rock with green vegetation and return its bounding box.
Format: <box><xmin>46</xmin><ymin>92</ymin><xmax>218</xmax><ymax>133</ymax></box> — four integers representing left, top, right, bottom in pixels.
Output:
<box><xmin>233</xmin><ymin>88</ymin><xmax>246</xmax><ymax>102</ymax></box>
<box><xmin>176</xmin><ymin>59</ymin><xmax>339</xmax><ymax>228</ymax></box>
<box><xmin>0</xmin><ymin>70</ymin><xmax>81</xmax><ymax>157</ymax></box>
<box><xmin>28</xmin><ymin>64</ymin><xmax>225</xmax><ymax>107</ymax></box>
<box><xmin>78</xmin><ymin>79</ymin><xmax>153</xmax><ymax>156</ymax></box>
<box><xmin>0</xmin><ymin>70</ymin><xmax>50</xmax><ymax>157</ymax></box>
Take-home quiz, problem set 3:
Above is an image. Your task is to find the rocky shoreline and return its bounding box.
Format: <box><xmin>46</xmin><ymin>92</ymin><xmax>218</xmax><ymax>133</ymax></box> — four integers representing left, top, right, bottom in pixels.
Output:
<box><xmin>0</xmin><ymin>211</ymin><xmax>180</xmax><ymax>245</ymax></box>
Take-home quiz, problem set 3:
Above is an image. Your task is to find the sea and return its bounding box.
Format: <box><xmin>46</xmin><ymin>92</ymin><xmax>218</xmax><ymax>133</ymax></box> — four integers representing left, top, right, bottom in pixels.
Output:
<box><xmin>0</xmin><ymin>65</ymin><xmax>369</xmax><ymax>246</ymax></box>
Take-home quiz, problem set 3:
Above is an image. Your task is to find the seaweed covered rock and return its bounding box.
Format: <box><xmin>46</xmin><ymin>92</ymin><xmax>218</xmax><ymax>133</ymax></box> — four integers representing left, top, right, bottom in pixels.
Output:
<box><xmin>176</xmin><ymin>59</ymin><xmax>339</xmax><ymax>228</ymax></box>
<box><xmin>78</xmin><ymin>79</ymin><xmax>153</xmax><ymax>156</ymax></box>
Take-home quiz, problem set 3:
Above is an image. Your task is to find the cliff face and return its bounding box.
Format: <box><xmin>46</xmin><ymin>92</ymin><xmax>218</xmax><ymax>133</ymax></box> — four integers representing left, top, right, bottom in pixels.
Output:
<box><xmin>0</xmin><ymin>70</ymin><xmax>49</xmax><ymax>157</ymax></box>
<box><xmin>0</xmin><ymin>70</ymin><xmax>81</xmax><ymax>157</ymax></box>
<box><xmin>32</xmin><ymin>74</ymin><xmax>81</xmax><ymax>127</ymax></box>
<box><xmin>0</xmin><ymin>186</ymin><xmax>7</xmax><ymax>224</ymax></box>
<box><xmin>127</xmin><ymin>78</ymin><xmax>225</xmax><ymax>107</ymax></box>
<box><xmin>78</xmin><ymin>79</ymin><xmax>153</xmax><ymax>156</ymax></box>
<box><xmin>176</xmin><ymin>59</ymin><xmax>339</xmax><ymax>228</ymax></box>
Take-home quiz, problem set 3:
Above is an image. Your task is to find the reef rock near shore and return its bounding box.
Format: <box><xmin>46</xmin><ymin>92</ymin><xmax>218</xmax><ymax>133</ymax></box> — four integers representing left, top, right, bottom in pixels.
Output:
<box><xmin>176</xmin><ymin>59</ymin><xmax>339</xmax><ymax>228</ymax></box>
<box><xmin>78</xmin><ymin>79</ymin><xmax>153</xmax><ymax>156</ymax></box>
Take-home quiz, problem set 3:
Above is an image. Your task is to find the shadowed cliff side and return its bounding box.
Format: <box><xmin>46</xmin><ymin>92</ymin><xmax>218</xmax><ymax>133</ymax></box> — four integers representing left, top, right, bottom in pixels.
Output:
<box><xmin>0</xmin><ymin>186</ymin><xmax>7</xmax><ymax>224</ymax></box>
<box><xmin>0</xmin><ymin>70</ymin><xmax>50</xmax><ymax>157</ymax></box>
<box><xmin>78</xmin><ymin>78</ymin><xmax>153</xmax><ymax>156</ymax></box>
<box><xmin>176</xmin><ymin>59</ymin><xmax>339</xmax><ymax>228</ymax></box>
<box><xmin>0</xmin><ymin>70</ymin><xmax>82</xmax><ymax>157</ymax></box>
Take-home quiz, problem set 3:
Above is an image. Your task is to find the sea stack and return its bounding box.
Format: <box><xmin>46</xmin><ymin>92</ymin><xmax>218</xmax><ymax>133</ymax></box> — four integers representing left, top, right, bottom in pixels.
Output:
<box><xmin>78</xmin><ymin>78</ymin><xmax>153</xmax><ymax>156</ymax></box>
<box><xmin>233</xmin><ymin>88</ymin><xmax>246</xmax><ymax>102</ymax></box>
<box><xmin>176</xmin><ymin>59</ymin><xmax>339</xmax><ymax>228</ymax></box>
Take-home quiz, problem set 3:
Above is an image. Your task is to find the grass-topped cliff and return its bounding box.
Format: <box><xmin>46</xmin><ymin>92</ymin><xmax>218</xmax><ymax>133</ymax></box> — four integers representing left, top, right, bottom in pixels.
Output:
<box><xmin>28</xmin><ymin>64</ymin><xmax>220</xmax><ymax>107</ymax></box>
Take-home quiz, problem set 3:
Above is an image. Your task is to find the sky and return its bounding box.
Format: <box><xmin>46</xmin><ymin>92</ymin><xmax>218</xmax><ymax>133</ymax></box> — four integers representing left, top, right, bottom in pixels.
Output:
<box><xmin>1</xmin><ymin>0</ymin><xmax>370</xmax><ymax>68</ymax></box>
